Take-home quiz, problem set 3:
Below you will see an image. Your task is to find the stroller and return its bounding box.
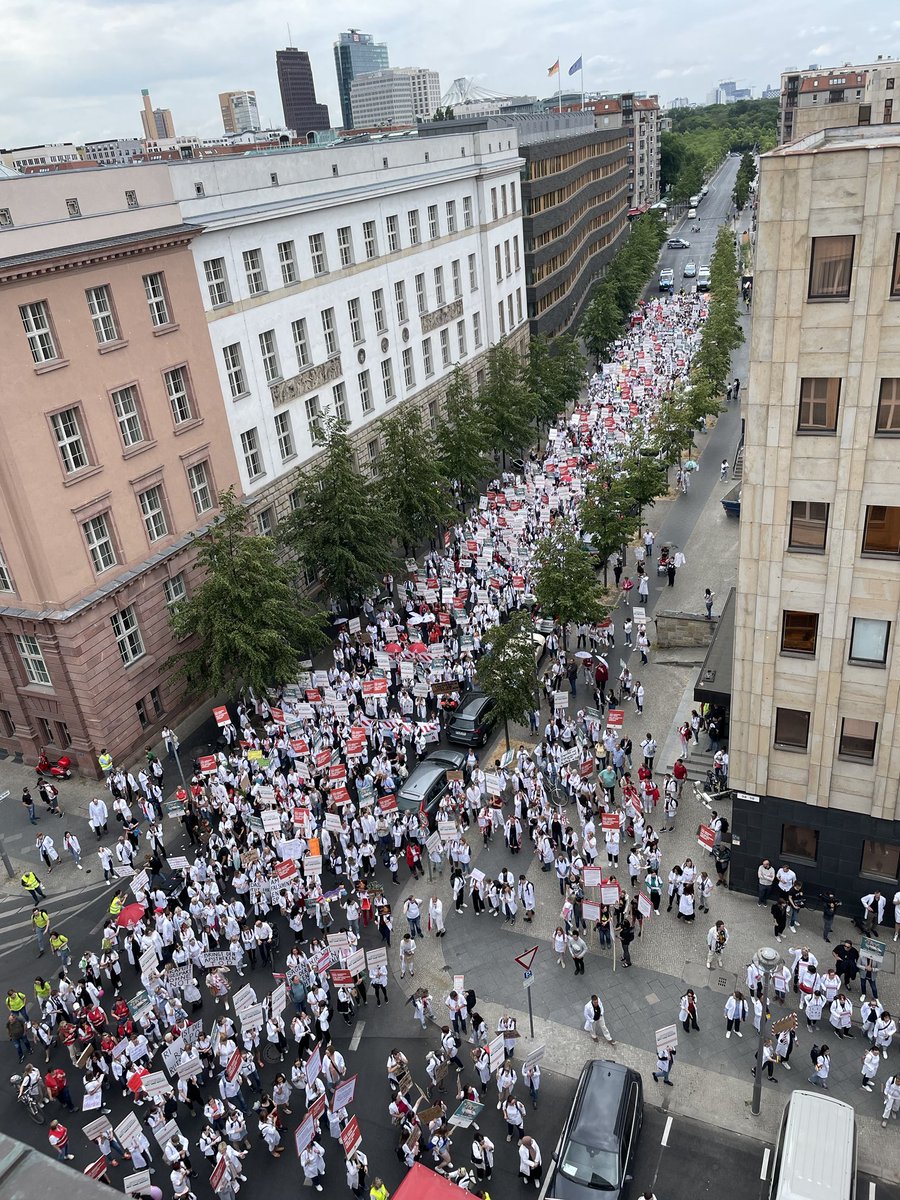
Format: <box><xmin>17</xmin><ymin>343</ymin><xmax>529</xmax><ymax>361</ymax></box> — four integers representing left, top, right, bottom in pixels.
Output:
<box><xmin>656</xmin><ymin>546</ymin><xmax>671</xmax><ymax>576</ymax></box>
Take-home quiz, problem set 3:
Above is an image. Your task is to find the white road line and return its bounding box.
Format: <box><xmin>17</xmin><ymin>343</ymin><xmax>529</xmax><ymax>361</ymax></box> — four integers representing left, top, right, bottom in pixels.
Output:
<box><xmin>349</xmin><ymin>1020</ymin><xmax>365</xmax><ymax>1053</ymax></box>
<box><xmin>760</xmin><ymin>1149</ymin><xmax>770</xmax><ymax>1181</ymax></box>
<box><xmin>868</xmin><ymin>1181</ymin><xmax>875</xmax><ymax>1200</ymax></box>
<box><xmin>661</xmin><ymin>1116</ymin><xmax>673</xmax><ymax>1147</ymax></box>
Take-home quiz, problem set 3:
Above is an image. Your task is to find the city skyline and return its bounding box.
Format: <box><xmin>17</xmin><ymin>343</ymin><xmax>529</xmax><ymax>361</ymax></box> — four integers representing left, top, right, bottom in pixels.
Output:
<box><xmin>1</xmin><ymin>0</ymin><xmax>895</xmax><ymax>146</ymax></box>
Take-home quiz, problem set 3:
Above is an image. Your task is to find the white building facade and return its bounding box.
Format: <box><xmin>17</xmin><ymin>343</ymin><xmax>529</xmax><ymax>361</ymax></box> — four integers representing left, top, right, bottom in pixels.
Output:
<box><xmin>170</xmin><ymin>133</ymin><xmax>527</xmax><ymax>515</ymax></box>
<box><xmin>350</xmin><ymin>68</ymin><xmax>441</xmax><ymax>128</ymax></box>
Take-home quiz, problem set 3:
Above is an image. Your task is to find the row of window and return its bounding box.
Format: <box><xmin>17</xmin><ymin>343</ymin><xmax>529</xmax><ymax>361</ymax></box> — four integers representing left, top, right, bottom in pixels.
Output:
<box><xmin>779</xmin><ymin>824</ymin><xmax>900</xmax><ymax>884</ymax></box>
<box><xmin>19</xmin><ymin>273</ymin><xmax>174</xmax><ymax>366</ymax></box>
<box><xmin>807</xmin><ymin>233</ymin><xmax>900</xmax><ymax>300</ymax></box>
<box><xmin>787</xmin><ymin>500</ymin><xmax>900</xmax><ymax>557</ymax></box>
<box><xmin>773</xmin><ymin>707</ymin><xmax>882</xmax><ymax>762</ymax></box>
<box><xmin>794</xmin><ymin>375</ymin><xmax>900</xmax><ymax>434</ymax></box>
<box><xmin>781</xmin><ymin>611</ymin><xmax>891</xmax><ymax>665</ymax></box>
<box><xmin>201</xmin><ymin>194</ymin><xmax>492</xmax><ymax>309</ymax></box>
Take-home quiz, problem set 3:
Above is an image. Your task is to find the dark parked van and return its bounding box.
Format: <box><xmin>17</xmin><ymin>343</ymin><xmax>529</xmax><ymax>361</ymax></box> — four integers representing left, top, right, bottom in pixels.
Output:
<box><xmin>446</xmin><ymin>691</ymin><xmax>494</xmax><ymax>747</ymax></box>
<box><xmin>540</xmin><ymin>1060</ymin><xmax>643</xmax><ymax>1200</ymax></box>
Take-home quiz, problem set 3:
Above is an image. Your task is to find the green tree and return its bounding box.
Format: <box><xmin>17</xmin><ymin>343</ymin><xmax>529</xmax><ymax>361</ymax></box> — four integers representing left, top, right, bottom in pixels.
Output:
<box><xmin>621</xmin><ymin>448</ymin><xmax>668</xmax><ymax>534</ymax></box>
<box><xmin>436</xmin><ymin>366</ymin><xmax>494</xmax><ymax>501</ymax></box>
<box><xmin>478</xmin><ymin>340</ymin><xmax>536</xmax><ymax>464</ymax></box>
<box><xmin>279</xmin><ymin>418</ymin><xmax>396</xmax><ymax>611</ymax></box>
<box><xmin>169</xmin><ymin>489</ymin><xmax>329</xmax><ymax>695</ymax></box>
<box><xmin>476</xmin><ymin>610</ymin><xmax>538</xmax><ymax>750</ymax></box>
<box><xmin>580</xmin><ymin>212</ymin><xmax>665</xmax><ymax>361</ymax></box>
<box><xmin>376</xmin><ymin>407</ymin><xmax>457</xmax><ymax>554</ymax></box>
<box><xmin>533</xmin><ymin>521</ymin><xmax>607</xmax><ymax>647</ymax></box>
<box><xmin>581</xmin><ymin>472</ymin><xmax>640</xmax><ymax>585</ymax></box>
<box><xmin>527</xmin><ymin>334</ymin><xmax>585</xmax><ymax>428</ymax></box>
<box><xmin>582</xmin><ymin>287</ymin><xmax>623</xmax><ymax>361</ymax></box>
<box><xmin>688</xmin><ymin>226</ymin><xmax>744</xmax><ymax>420</ymax></box>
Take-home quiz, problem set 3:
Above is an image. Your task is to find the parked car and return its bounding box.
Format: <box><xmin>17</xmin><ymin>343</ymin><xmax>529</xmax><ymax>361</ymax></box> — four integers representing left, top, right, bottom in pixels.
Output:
<box><xmin>423</xmin><ymin>747</ymin><xmax>467</xmax><ymax>772</ymax></box>
<box><xmin>696</xmin><ymin>266</ymin><xmax>711</xmax><ymax>292</ymax></box>
<box><xmin>683</xmin><ymin>261</ymin><xmax>697</xmax><ymax>278</ymax></box>
<box><xmin>397</xmin><ymin>762</ymin><xmax>450</xmax><ymax>818</ymax></box>
<box><xmin>667</xmin><ymin>237</ymin><xmax>690</xmax><ymax>249</ymax></box>
<box><xmin>540</xmin><ymin>1060</ymin><xmax>643</xmax><ymax>1200</ymax></box>
<box><xmin>658</xmin><ymin>268</ymin><xmax>674</xmax><ymax>292</ymax></box>
<box><xmin>687</xmin><ymin>207</ymin><xmax>697</xmax><ymax>219</ymax></box>
<box><xmin>446</xmin><ymin>691</ymin><xmax>495</xmax><ymax>746</ymax></box>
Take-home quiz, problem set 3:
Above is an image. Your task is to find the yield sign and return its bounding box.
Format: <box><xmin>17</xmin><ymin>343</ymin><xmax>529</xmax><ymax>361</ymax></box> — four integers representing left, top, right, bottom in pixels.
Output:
<box><xmin>514</xmin><ymin>946</ymin><xmax>539</xmax><ymax>971</ymax></box>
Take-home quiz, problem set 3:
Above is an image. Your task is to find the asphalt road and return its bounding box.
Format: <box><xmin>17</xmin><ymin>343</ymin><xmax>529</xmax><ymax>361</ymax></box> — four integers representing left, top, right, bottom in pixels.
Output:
<box><xmin>653</xmin><ymin>155</ymin><xmax>741</xmax><ymax>291</ymax></box>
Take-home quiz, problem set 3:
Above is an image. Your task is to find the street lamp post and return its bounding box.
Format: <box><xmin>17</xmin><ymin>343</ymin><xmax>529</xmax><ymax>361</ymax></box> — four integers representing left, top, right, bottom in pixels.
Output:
<box><xmin>750</xmin><ymin>945</ymin><xmax>782</xmax><ymax>1116</ymax></box>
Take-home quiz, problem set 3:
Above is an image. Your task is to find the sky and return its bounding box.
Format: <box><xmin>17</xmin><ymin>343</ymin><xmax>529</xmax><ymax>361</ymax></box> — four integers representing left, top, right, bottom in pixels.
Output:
<box><xmin>1</xmin><ymin>0</ymin><xmax>898</xmax><ymax>148</ymax></box>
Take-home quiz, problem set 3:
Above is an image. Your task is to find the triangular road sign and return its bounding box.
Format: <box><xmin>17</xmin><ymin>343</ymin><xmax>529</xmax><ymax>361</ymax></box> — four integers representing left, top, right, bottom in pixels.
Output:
<box><xmin>514</xmin><ymin>946</ymin><xmax>539</xmax><ymax>971</ymax></box>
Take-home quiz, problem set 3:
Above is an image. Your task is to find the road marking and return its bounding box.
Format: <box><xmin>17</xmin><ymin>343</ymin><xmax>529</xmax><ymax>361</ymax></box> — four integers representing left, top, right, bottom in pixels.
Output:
<box><xmin>760</xmin><ymin>1149</ymin><xmax>770</xmax><ymax>1181</ymax></box>
<box><xmin>661</xmin><ymin>1116</ymin><xmax>672</xmax><ymax>1147</ymax></box>
<box><xmin>869</xmin><ymin>1182</ymin><xmax>875</xmax><ymax>1200</ymax></box>
<box><xmin>349</xmin><ymin>1020</ymin><xmax>365</xmax><ymax>1052</ymax></box>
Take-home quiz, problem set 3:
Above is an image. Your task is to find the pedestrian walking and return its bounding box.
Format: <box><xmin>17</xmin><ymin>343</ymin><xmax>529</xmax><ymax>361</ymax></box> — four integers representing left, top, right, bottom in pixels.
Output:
<box><xmin>22</xmin><ymin>787</ymin><xmax>38</xmax><ymax>825</ymax></box>
<box><xmin>720</xmin><ymin>459</ymin><xmax>729</xmax><ymax>480</ymax></box>
<box><xmin>32</xmin><ymin>907</ymin><xmax>50</xmax><ymax>956</ymax></box>
<box><xmin>882</xmin><ymin>1074</ymin><xmax>900</xmax><ymax>1126</ymax></box>
<box><xmin>862</xmin><ymin>1047</ymin><xmax>881</xmax><ymax>1092</ymax></box>
<box><xmin>583</xmin><ymin>994</ymin><xmax>615</xmax><ymax>1044</ymax></box>
<box><xmin>751</xmin><ymin>1038</ymin><xmax>779</xmax><ymax>1084</ymax></box>
<box><xmin>652</xmin><ymin>1045</ymin><xmax>675</xmax><ymax>1086</ymax></box>
<box><xmin>707</xmin><ymin>920</ymin><xmax>729</xmax><ymax>968</ymax></box>
<box><xmin>21</xmin><ymin>870</ymin><xmax>45</xmax><ymax>906</ymax></box>
<box><xmin>679</xmin><ymin>990</ymin><xmax>699</xmax><ymax>1033</ymax></box>
<box><xmin>808</xmin><ymin>1045</ymin><xmax>831</xmax><ymax>1089</ymax></box>
<box><xmin>704</xmin><ymin>589</ymin><xmax>714</xmax><ymax>620</ymax></box>
<box><xmin>724</xmin><ymin>990</ymin><xmax>747</xmax><ymax>1038</ymax></box>
<box><xmin>48</xmin><ymin>1119</ymin><xmax>74</xmax><ymax>1160</ymax></box>
<box><xmin>568</xmin><ymin>932</ymin><xmax>587</xmax><ymax>975</ymax></box>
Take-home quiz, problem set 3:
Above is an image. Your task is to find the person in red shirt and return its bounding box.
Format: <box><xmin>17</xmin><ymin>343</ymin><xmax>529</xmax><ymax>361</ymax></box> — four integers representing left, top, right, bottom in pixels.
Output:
<box><xmin>672</xmin><ymin>758</ymin><xmax>688</xmax><ymax>799</ymax></box>
<box><xmin>48</xmin><ymin>1119</ymin><xmax>74</xmax><ymax>1160</ymax></box>
<box><xmin>45</xmin><ymin>1067</ymin><xmax>75</xmax><ymax>1111</ymax></box>
<box><xmin>57</xmin><ymin>1018</ymin><xmax>78</xmax><ymax>1065</ymax></box>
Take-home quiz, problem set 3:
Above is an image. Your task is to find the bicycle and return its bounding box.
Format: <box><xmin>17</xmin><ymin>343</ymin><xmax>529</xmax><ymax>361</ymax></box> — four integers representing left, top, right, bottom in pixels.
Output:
<box><xmin>10</xmin><ymin>1075</ymin><xmax>46</xmax><ymax>1124</ymax></box>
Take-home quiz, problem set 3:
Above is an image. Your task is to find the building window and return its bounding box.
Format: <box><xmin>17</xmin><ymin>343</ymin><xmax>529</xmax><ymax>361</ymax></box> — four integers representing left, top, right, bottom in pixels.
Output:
<box><xmin>164</xmin><ymin>366</ymin><xmax>194</xmax><ymax>425</ymax></box>
<box><xmin>292</xmin><ymin>318</ymin><xmax>311</xmax><ymax>368</ymax></box>
<box><xmin>240</xmin><ymin>428</ymin><xmax>264</xmax><ymax>479</ymax></box>
<box><xmin>394</xmin><ymin>281</ymin><xmax>408</xmax><ymax>324</ymax></box>
<box><xmin>0</xmin><ymin>709</ymin><xmax>15</xmax><ymax>736</ymax></box>
<box><xmin>242</xmin><ymin>248</ymin><xmax>266</xmax><ymax>296</ymax></box>
<box><xmin>321</xmin><ymin>308</ymin><xmax>338</xmax><ymax>358</ymax></box>
<box><xmin>332</xmin><ymin>381</ymin><xmax>348</xmax><ymax>423</ymax></box>
<box><xmin>781</xmin><ymin>823</ymin><xmax>819</xmax><ymax>864</ymax></box>
<box><xmin>468</xmin><ymin>254</ymin><xmax>478</xmax><ymax>292</ymax></box>
<box><xmin>222</xmin><ymin>343</ymin><xmax>248</xmax><ymax>398</ymax></box>
<box><xmin>142</xmin><ymin>272</ymin><xmax>171</xmax><ymax>327</ymax></box>
<box><xmin>788</xmin><ymin>501</ymin><xmax>828</xmax><ymax>551</ymax></box>
<box><xmin>337</xmin><ymin>226</ymin><xmax>354</xmax><ymax>268</ymax></box>
<box><xmin>258</xmin><ymin>329</ymin><xmax>281</xmax><ymax>383</ymax></box>
<box><xmin>516</xmin><ymin>289</ymin><xmax>523</xmax><ymax>323</ymax></box>
<box><xmin>367</xmin><ymin>438</ymin><xmax>380</xmax><ymax>468</ymax></box>
<box><xmin>66</xmin><ymin>197</ymin><xmax>81</xmax><ymax>218</ymax></box>
<box><xmin>422</xmin><ymin>338</ymin><xmax>434</xmax><ymax>377</ymax></box>
<box><xmin>849</xmin><ymin>617</ymin><xmax>890</xmax><ymax>665</ymax></box>
<box><xmin>50</xmin><ymin>407</ymin><xmax>90</xmax><ymax>473</ymax></box>
<box><xmin>372</xmin><ymin>289</ymin><xmax>387</xmax><ymax>334</ymax></box>
<box><xmin>427</xmin><ymin>204</ymin><xmax>439</xmax><ymax>240</ymax></box>
<box><xmin>434</xmin><ymin>267</ymin><xmax>445</xmax><ymax>307</ymax></box>
<box><xmin>858</xmin><ymin>103</ymin><xmax>872</xmax><ymax>126</ymax></box>
<box><xmin>16</xmin><ymin>633</ymin><xmax>51</xmax><ymax>685</ymax></box>
<box><xmin>274</xmin><ymin>410</ymin><xmax>295</xmax><ymax>461</ymax></box>
<box><xmin>473</xmin><ymin>311</ymin><xmax>482</xmax><ymax>347</ymax></box>
<box><xmin>860</xmin><ymin>840</ymin><xmax>900</xmax><ymax>882</ymax></box>
<box><xmin>876</xmin><ymin>378</ymin><xmax>900</xmax><ymax>433</ymax></box>
<box><xmin>498</xmin><ymin>300</ymin><xmax>506</xmax><ymax>336</ymax></box>
<box><xmin>305</xmin><ymin>395</ymin><xmax>323</xmax><ymax>444</ymax></box>
<box><xmin>781</xmin><ymin>610</ymin><xmax>818</xmax><ymax>655</ymax></box>
<box><xmin>808</xmin><ymin>235</ymin><xmax>854</xmax><ymax>299</ymax></box>
<box><xmin>402</xmin><ymin>347</ymin><xmax>415</xmax><ymax>390</ymax></box>
<box><xmin>513</xmin><ymin>235</ymin><xmax>520</xmax><ymax>271</ymax></box>
<box><xmin>797</xmin><ymin>378</ymin><xmax>840</xmax><ymax>432</ymax></box>
<box><xmin>203</xmin><ymin>257</ymin><xmax>231</xmax><ymax>306</ymax></box>
<box><xmin>456</xmin><ymin>321</ymin><xmax>467</xmax><ymax>359</ymax></box>
<box><xmin>386</xmin><ymin>215</ymin><xmax>400</xmax><ymax>253</ymax></box>
<box><xmin>110</xmin><ymin>604</ymin><xmax>145</xmax><ymax>666</ymax></box>
<box><xmin>135</xmin><ymin>697</ymin><xmax>149</xmax><ymax>728</ymax></box>
<box><xmin>381</xmin><ymin>358</ymin><xmax>396</xmax><ymax>402</ymax></box>
<box><xmin>504</xmin><ymin>241</ymin><xmax>512</xmax><ymax>277</ymax></box>
<box><xmin>408</xmin><ymin>210</ymin><xmax>421</xmax><ymax>245</ymax></box>
<box><xmin>256</xmin><ymin>507</ymin><xmax>274</xmax><ymax>537</ymax></box>
<box><xmin>839</xmin><ymin>717</ymin><xmax>878</xmax><ymax>761</ymax></box>
<box><xmin>309</xmin><ymin>232</ymin><xmax>328</xmax><ymax>276</ymax></box>
<box><xmin>150</xmin><ymin>687</ymin><xmax>164</xmax><ymax>718</ymax></box>
<box><xmin>415</xmin><ymin>273</ymin><xmax>427</xmax><ymax>315</ymax></box>
<box><xmin>38</xmin><ymin>717</ymin><xmax>54</xmax><ymax>744</ymax></box>
<box><xmin>363</xmin><ymin>220</ymin><xmax>378</xmax><ymax>260</ymax></box>
<box><xmin>495</xmin><ymin>244</ymin><xmax>503</xmax><ymax>284</ymax></box>
<box><xmin>187</xmin><ymin>461</ymin><xmax>213</xmax><ymax>514</ymax></box>
<box><xmin>463</xmin><ymin>195</ymin><xmax>473</xmax><ymax>228</ymax></box>
<box><xmin>886</xmin><ymin>99</ymin><xmax>894</xmax><ymax>124</ymax></box>
<box><xmin>490</xmin><ymin>188</ymin><xmax>498</xmax><ymax>221</ymax></box>
<box><xmin>164</xmin><ymin>573</ymin><xmax>187</xmax><ymax>608</ymax></box>
<box><xmin>347</xmin><ymin>297</ymin><xmax>364</xmax><ymax>345</ymax></box>
<box><xmin>111</xmin><ymin>385</ymin><xmax>145</xmax><ymax>448</ymax></box>
<box><xmin>20</xmin><ymin>300</ymin><xmax>59</xmax><ymax>363</ymax></box>
<box><xmin>440</xmin><ymin>328</ymin><xmax>452</xmax><ymax>368</ymax></box>
<box><xmin>451</xmin><ymin>260</ymin><xmax>462</xmax><ymax>299</ymax></box>
<box><xmin>774</xmin><ymin>707</ymin><xmax>810</xmax><ymax>750</ymax></box>
<box><xmin>446</xmin><ymin>199</ymin><xmax>457</xmax><ymax>232</ymax></box>
<box><xmin>358</xmin><ymin>370</ymin><xmax>373</xmax><ymax>415</ymax></box>
<box><xmin>501</xmin><ymin>185</ymin><xmax>508</xmax><ymax>217</ymax></box>
<box><xmin>0</xmin><ymin>208</ymin><xmax>13</xmax><ymax>228</ymax></box>
<box><xmin>278</xmin><ymin>240</ymin><xmax>298</xmax><ymax>286</ymax></box>
<box><xmin>0</xmin><ymin>546</ymin><xmax>14</xmax><ymax>592</ymax></box>
<box><xmin>428</xmin><ymin>400</ymin><xmax>439</xmax><ymax>430</ymax></box>
<box><xmin>82</xmin><ymin>513</ymin><xmax>117</xmax><ymax>573</ymax></box>
<box><xmin>138</xmin><ymin>484</ymin><xmax>169</xmax><ymax>542</ymax></box>
<box><xmin>507</xmin><ymin>294</ymin><xmax>514</xmax><ymax>328</ymax></box>
<box><xmin>862</xmin><ymin>505</ymin><xmax>900</xmax><ymax>556</ymax></box>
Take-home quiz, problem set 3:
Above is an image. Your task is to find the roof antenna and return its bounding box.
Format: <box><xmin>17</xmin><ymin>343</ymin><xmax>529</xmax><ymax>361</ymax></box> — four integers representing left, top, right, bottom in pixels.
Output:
<box><xmin>287</xmin><ymin>23</ymin><xmax>292</xmax><ymax>47</ymax></box>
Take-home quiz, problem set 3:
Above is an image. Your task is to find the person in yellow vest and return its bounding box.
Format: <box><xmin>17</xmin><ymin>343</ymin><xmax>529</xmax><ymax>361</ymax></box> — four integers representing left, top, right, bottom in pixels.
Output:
<box><xmin>21</xmin><ymin>870</ymin><xmax>45</xmax><ymax>907</ymax></box>
<box><xmin>6</xmin><ymin>989</ymin><xmax>28</xmax><ymax>1018</ymax></box>
<box><xmin>109</xmin><ymin>890</ymin><xmax>127</xmax><ymax>918</ymax></box>
<box><xmin>49</xmin><ymin>930</ymin><xmax>71</xmax><ymax>968</ymax></box>
<box><xmin>34</xmin><ymin>977</ymin><xmax>53</xmax><ymax>1008</ymax></box>
<box><xmin>369</xmin><ymin>1181</ymin><xmax>389</xmax><ymax>1200</ymax></box>
<box><xmin>32</xmin><ymin>908</ymin><xmax>50</xmax><ymax>957</ymax></box>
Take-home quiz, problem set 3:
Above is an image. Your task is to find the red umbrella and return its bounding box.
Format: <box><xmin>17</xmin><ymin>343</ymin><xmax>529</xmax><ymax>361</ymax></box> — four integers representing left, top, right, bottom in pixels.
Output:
<box><xmin>383</xmin><ymin>642</ymin><xmax>402</xmax><ymax>655</ymax></box>
<box><xmin>407</xmin><ymin>641</ymin><xmax>428</xmax><ymax>655</ymax></box>
<box><xmin>116</xmin><ymin>902</ymin><xmax>146</xmax><ymax>930</ymax></box>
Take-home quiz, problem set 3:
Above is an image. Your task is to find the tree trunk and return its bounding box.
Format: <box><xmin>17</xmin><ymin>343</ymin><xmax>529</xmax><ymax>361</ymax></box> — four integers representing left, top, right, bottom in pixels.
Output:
<box><xmin>503</xmin><ymin>716</ymin><xmax>511</xmax><ymax>752</ymax></box>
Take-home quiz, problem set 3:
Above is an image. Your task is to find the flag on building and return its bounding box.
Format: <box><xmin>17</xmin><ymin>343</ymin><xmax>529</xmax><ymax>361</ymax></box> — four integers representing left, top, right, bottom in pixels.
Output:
<box><xmin>568</xmin><ymin>57</ymin><xmax>583</xmax><ymax>75</ymax></box>
<box><xmin>547</xmin><ymin>60</ymin><xmax>560</xmax><ymax>77</ymax></box>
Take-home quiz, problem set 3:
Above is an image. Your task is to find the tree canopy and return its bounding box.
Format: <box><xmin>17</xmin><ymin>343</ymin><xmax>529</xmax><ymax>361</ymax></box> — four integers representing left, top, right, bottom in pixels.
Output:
<box><xmin>376</xmin><ymin>406</ymin><xmax>457</xmax><ymax>554</ymax></box>
<box><xmin>478</xmin><ymin>340</ymin><xmax>536</xmax><ymax>462</ymax></box>
<box><xmin>533</xmin><ymin>521</ymin><xmax>608</xmax><ymax>637</ymax></box>
<box><xmin>435</xmin><ymin>367</ymin><xmax>494</xmax><ymax>501</ymax></box>
<box><xmin>476</xmin><ymin>609</ymin><xmax>538</xmax><ymax>750</ymax></box>
<box><xmin>661</xmin><ymin>98</ymin><xmax>776</xmax><ymax>194</ymax></box>
<box><xmin>581</xmin><ymin>212</ymin><xmax>666</xmax><ymax>361</ymax></box>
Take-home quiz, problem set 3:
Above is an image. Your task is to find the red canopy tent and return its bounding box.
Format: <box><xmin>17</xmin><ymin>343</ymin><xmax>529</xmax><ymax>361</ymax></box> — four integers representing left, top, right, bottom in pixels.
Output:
<box><xmin>392</xmin><ymin>1163</ymin><xmax>472</xmax><ymax>1200</ymax></box>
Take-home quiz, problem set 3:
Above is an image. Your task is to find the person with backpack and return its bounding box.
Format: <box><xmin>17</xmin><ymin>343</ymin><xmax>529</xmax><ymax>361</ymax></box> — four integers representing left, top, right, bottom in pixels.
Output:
<box><xmin>808</xmin><ymin>1044</ymin><xmax>831</xmax><ymax>1089</ymax></box>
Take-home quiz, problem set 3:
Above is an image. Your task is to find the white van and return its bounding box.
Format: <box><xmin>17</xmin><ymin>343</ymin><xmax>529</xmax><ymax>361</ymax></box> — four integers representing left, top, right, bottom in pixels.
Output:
<box><xmin>769</xmin><ymin>1091</ymin><xmax>856</xmax><ymax>1200</ymax></box>
<box><xmin>687</xmin><ymin>207</ymin><xmax>697</xmax><ymax>219</ymax></box>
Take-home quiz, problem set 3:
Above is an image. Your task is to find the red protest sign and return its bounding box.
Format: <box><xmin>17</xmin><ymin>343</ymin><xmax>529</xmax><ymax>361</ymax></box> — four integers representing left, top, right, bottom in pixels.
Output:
<box><xmin>331</xmin><ymin>787</ymin><xmax>351</xmax><ymax>804</ymax></box>
<box><xmin>362</xmin><ymin>678</ymin><xmax>388</xmax><ymax>697</ymax></box>
<box><xmin>330</xmin><ymin>968</ymin><xmax>354</xmax><ymax>986</ymax></box>
<box><xmin>600</xmin><ymin>812</ymin><xmax>621</xmax><ymax>831</ymax></box>
<box><xmin>198</xmin><ymin>755</ymin><xmax>217</xmax><ymax>774</ymax></box>
<box><xmin>274</xmin><ymin>860</ymin><xmax>297</xmax><ymax>881</ymax></box>
<box><xmin>292</xmin><ymin>807</ymin><xmax>308</xmax><ymax>825</ymax></box>
<box><xmin>328</xmin><ymin>763</ymin><xmax>347</xmax><ymax>781</ymax></box>
<box><xmin>212</xmin><ymin>706</ymin><xmax>230</xmax><ymax>727</ymax></box>
<box><xmin>378</xmin><ymin>794</ymin><xmax>398</xmax><ymax>812</ymax></box>
<box><xmin>606</xmin><ymin>709</ymin><xmax>624</xmax><ymax>728</ymax></box>
<box><xmin>697</xmin><ymin>824</ymin><xmax>716</xmax><ymax>851</ymax></box>
<box><xmin>315</xmin><ymin>750</ymin><xmax>331</xmax><ymax>768</ymax></box>
<box><xmin>579</xmin><ymin>759</ymin><xmax>594</xmax><ymax>778</ymax></box>
<box><xmin>309</xmin><ymin>1092</ymin><xmax>328</xmax><ymax>1122</ymax></box>
<box><xmin>210</xmin><ymin>1158</ymin><xmax>228</xmax><ymax>1192</ymax></box>
<box><xmin>294</xmin><ymin>1113</ymin><xmax>316</xmax><ymax>1157</ymax></box>
<box><xmin>306</xmin><ymin>689</ymin><xmax>322</xmax><ymax>703</ymax></box>
<box><xmin>226</xmin><ymin>1048</ymin><xmax>243</xmax><ymax>1082</ymax></box>
<box><xmin>269</xmin><ymin>708</ymin><xmax>285</xmax><ymax>725</ymax></box>
<box><xmin>290</xmin><ymin>738</ymin><xmax>309</xmax><ymax>755</ymax></box>
<box><xmin>84</xmin><ymin>1156</ymin><xmax>107</xmax><ymax>1180</ymax></box>
<box><xmin>339</xmin><ymin>1115</ymin><xmax>362</xmax><ymax>1157</ymax></box>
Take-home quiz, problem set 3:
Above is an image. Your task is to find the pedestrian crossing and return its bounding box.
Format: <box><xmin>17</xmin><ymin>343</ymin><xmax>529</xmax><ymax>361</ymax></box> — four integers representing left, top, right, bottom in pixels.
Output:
<box><xmin>0</xmin><ymin>876</ymin><xmax>110</xmax><ymax>934</ymax></box>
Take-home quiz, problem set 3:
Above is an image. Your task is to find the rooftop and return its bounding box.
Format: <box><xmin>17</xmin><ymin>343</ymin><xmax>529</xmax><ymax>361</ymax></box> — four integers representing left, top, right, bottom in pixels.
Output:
<box><xmin>767</xmin><ymin>123</ymin><xmax>900</xmax><ymax>156</ymax></box>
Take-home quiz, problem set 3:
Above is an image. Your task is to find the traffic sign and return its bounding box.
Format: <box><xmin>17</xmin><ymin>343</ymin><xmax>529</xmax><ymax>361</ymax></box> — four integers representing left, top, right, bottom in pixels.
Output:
<box><xmin>514</xmin><ymin>946</ymin><xmax>539</xmax><ymax>971</ymax></box>
<box><xmin>523</xmin><ymin>969</ymin><xmax>534</xmax><ymax>989</ymax></box>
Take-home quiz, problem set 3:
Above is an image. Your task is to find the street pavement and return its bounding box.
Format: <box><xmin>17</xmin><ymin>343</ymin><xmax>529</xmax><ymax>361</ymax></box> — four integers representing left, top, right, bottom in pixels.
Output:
<box><xmin>3</xmin><ymin>155</ymin><xmax>899</xmax><ymax>1194</ymax></box>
